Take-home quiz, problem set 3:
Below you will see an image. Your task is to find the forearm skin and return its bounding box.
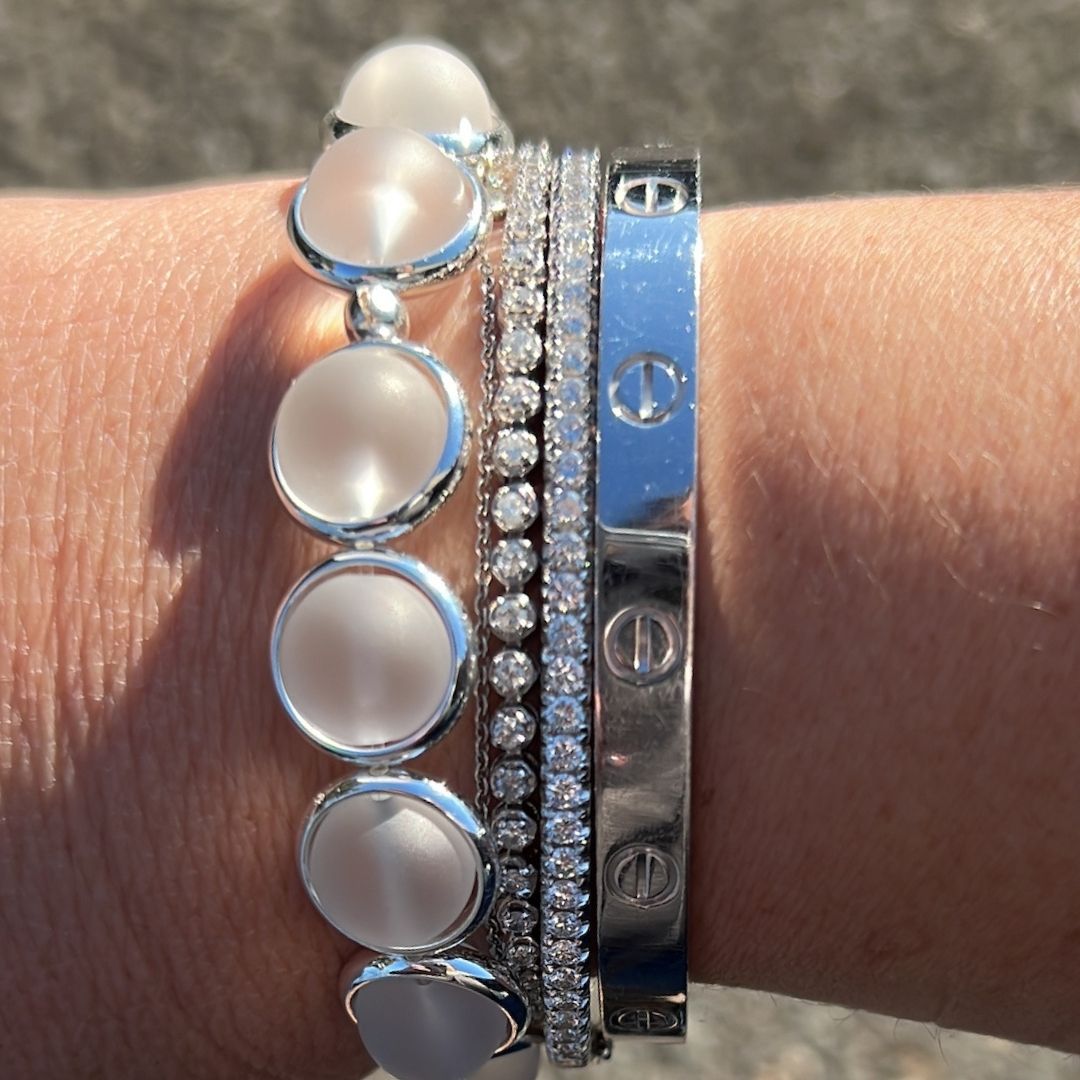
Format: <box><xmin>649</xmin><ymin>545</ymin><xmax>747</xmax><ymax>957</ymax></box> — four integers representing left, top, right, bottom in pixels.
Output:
<box><xmin>2</xmin><ymin>181</ymin><xmax>1080</xmax><ymax>1077</ymax></box>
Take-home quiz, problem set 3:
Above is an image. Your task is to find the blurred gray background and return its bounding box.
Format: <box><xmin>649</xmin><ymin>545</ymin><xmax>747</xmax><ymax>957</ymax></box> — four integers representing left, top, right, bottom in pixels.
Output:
<box><xmin>4</xmin><ymin>0</ymin><xmax>1080</xmax><ymax>1076</ymax></box>
<box><xmin>4</xmin><ymin>0</ymin><xmax>1080</xmax><ymax>200</ymax></box>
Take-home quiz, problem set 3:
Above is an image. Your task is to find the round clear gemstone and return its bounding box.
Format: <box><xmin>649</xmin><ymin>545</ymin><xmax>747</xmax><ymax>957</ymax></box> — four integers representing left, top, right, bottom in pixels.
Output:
<box><xmin>503</xmin><ymin>242</ymin><xmax>543</xmax><ymax>278</ymax></box>
<box><xmin>493</xmin><ymin>483</ymin><xmax>539</xmax><ymax>533</ymax></box>
<box><xmin>547</xmin><ymin>810</ymin><xmax>588</xmax><ymax>847</ymax></box>
<box><xmin>552</xmin><ymin>412</ymin><xmax>587</xmax><ymax>448</ymax></box>
<box><xmin>544</xmin><ymin>697</ymin><xmax>586</xmax><ymax>735</ymax></box>
<box><xmin>489</xmin><ymin>649</ymin><xmax>537</xmax><ymax>699</ymax></box>
<box><xmin>559</xmin><ymin>225</ymin><xmax>592</xmax><ymax>257</ymax></box>
<box><xmin>554</xmin><ymin>338</ymin><xmax>590</xmax><ymax>376</ymax></box>
<box><xmin>548</xmin><ymin>533</ymin><xmax>588</xmax><ymax>573</ymax></box>
<box><xmin>549</xmin><ymin>572</ymin><xmax>587</xmax><ymax>614</ymax></box>
<box><xmin>491</xmin><ymin>537</ymin><xmax>538</xmax><ymax>587</ymax></box>
<box><xmin>493</xmin><ymin>429</ymin><xmax>539</xmax><ymax>478</ymax></box>
<box><xmin>544</xmin><ymin>993</ymin><xmax>578</xmax><ymax>1014</ymax></box>
<box><xmin>543</xmin><ymin>655</ymin><xmax>586</xmax><ymax>698</ymax></box>
<box><xmin>490</xmin><ymin>757</ymin><xmax>537</xmax><ymax>802</ymax></box>
<box><xmin>545</xmin><ymin>615</ymin><xmax>586</xmax><ymax>658</ymax></box>
<box><xmin>493</xmin><ymin>378</ymin><xmax>541</xmax><ymax>425</ymax></box>
<box><xmin>545</xmin><ymin>880</ymin><xmax>588</xmax><ymax>910</ymax></box>
<box><xmin>491</xmin><ymin>704</ymin><xmax>537</xmax><ymax>751</ymax></box>
<box><xmin>498</xmin><ymin>899</ymin><xmax>539</xmax><ymax>935</ymax></box>
<box><xmin>493</xmin><ymin>808</ymin><xmax>537</xmax><ymax>851</ymax></box>
<box><xmin>545</xmin><ymin>737</ymin><xmax>588</xmax><ymax>774</ymax></box>
<box><xmin>501</xmin><ymin>855</ymin><xmax>537</xmax><ymax>898</ymax></box>
<box><xmin>547</xmin><ymin>938</ymin><xmax>586</xmax><ymax>966</ymax></box>
<box><xmin>558</xmin><ymin>278</ymin><xmax>592</xmax><ymax>310</ymax></box>
<box><xmin>548</xmin><ymin>909</ymin><xmax>586</xmax><ymax>938</ymax></box>
<box><xmin>489</xmin><ymin>592</ymin><xmax>537</xmax><ymax>643</ymax></box>
<box><xmin>549</xmin><ymin>1008</ymin><xmax>588</xmax><ymax>1032</ymax></box>
<box><xmin>552</xmin><ymin>377</ymin><xmax>587</xmax><ymax>413</ymax></box>
<box><xmin>547</xmin><ymin>490</ymin><xmax>584</xmax><ymax>529</ymax></box>
<box><xmin>545</xmin><ymin>775</ymin><xmax>587</xmax><ymax>810</ymax></box>
<box><xmin>506</xmin><ymin>937</ymin><xmax>540</xmax><ymax>968</ymax></box>
<box><xmin>502</xmin><ymin>284</ymin><xmax>543</xmax><ymax>319</ymax></box>
<box><xmin>547</xmin><ymin>966</ymin><xmax>584</xmax><ymax>991</ymax></box>
<box><xmin>543</xmin><ymin>846</ymin><xmax>588</xmax><ymax>879</ymax></box>
<box><xmin>556</xmin><ymin>303</ymin><xmax>591</xmax><ymax>340</ymax></box>
<box><xmin>551</xmin><ymin>449</ymin><xmax>587</xmax><ymax>489</ymax></box>
<box><xmin>498</xmin><ymin>327</ymin><xmax>543</xmax><ymax>374</ymax></box>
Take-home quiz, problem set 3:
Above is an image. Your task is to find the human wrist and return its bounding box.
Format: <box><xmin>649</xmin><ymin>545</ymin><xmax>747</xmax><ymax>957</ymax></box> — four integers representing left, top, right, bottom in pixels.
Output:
<box><xmin>692</xmin><ymin>190</ymin><xmax>1080</xmax><ymax>1051</ymax></box>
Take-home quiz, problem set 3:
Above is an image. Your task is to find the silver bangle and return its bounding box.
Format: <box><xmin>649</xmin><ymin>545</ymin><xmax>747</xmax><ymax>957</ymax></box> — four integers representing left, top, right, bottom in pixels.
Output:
<box><xmin>476</xmin><ymin>141</ymin><xmax>553</xmax><ymax>1013</ymax></box>
<box><xmin>593</xmin><ymin>148</ymin><xmax>700</xmax><ymax>1042</ymax></box>
<box><xmin>539</xmin><ymin>146</ymin><xmax>602</xmax><ymax>1068</ymax></box>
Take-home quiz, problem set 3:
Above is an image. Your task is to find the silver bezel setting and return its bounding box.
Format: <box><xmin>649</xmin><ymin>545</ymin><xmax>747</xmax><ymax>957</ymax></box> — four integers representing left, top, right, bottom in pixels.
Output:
<box><xmin>286</xmin><ymin>160</ymin><xmax>490</xmax><ymax>293</ymax></box>
<box><xmin>299</xmin><ymin>771</ymin><xmax>499</xmax><ymax>955</ymax></box>
<box><xmin>340</xmin><ymin>948</ymin><xmax>530</xmax><ymax>1057</ymax></box>
<box><xmin>270</xmin><ymin>550</ymin><xmax>477</xmax><ymax>764</ymax></box>
<box><xmin>269</xmin><ymin>338</ymin><xmax>470</xmax><ymax>546</ymax></box>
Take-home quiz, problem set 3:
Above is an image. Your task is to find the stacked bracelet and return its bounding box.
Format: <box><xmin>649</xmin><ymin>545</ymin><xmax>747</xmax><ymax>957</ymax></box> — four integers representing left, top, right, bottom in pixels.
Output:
<box><xmin>478</xmin><ymin>141</ymin><xmax>553</xmax><ymax>1015</ymax></box>
<box><xmin>594</xmin><ymin>149</ymin><xmax>699</xmax><ymax>1042</ymax></box>
<box><xmin>269</xmin><ymin>39</ymin><xmax>533</xmax><ymax>1080</ymax></box>
<box><xmin>540</xmin><ymin>147</ymin><xmax>602</xmax><ymax>1068</ymax></box>
<box><xmin>266</xmin><ymin>36</ymin><xmax>698</xmax><ymax>1080</ymax></box>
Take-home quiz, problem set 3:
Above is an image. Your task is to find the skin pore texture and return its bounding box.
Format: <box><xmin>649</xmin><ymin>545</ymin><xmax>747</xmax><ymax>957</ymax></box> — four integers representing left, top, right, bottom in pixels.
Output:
<box><xmin>2</xmin><ymin>178</ymin><xmax>1080</xmax><ymax>1078</ymax></box>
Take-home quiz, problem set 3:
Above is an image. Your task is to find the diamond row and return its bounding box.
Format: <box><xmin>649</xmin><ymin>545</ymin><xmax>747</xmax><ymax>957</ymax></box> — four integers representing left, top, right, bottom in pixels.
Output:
<box><xmin>539</xmin><ymin>147</ymin><xmax>601</xmax><ymax>1067</ymax></box>
<box><xmin>485</xmin><ymin>142</ymin><xmax>552</xmax><ymax>1010</ymax></box>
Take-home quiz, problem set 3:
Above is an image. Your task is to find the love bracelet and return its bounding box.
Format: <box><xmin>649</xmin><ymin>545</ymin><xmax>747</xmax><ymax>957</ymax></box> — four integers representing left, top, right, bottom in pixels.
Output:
<box><xmin>267</xmin><ymin>37</ymin><xmax>699</xmax><ymax>1080</ymax></box>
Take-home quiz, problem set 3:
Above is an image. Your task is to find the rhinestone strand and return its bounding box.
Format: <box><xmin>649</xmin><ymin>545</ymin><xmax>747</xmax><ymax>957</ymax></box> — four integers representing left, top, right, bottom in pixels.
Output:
<box><xmin>540</xmin><ymin>147</ymin><xmax>601</xmax><ymax>1067</ymax></box>
<box><xmin>484</xmin><ymin>142</ymin><xmax>552</xmax><ymax>1013</ymax></box>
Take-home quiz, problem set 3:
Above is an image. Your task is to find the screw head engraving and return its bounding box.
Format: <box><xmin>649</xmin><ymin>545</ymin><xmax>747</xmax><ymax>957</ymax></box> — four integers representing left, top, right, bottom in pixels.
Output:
<box><xmin>606</xmin><ymin>844</ymin><xmax>680</xmax><ymax>908</ymax></box>
<box><xmin>608</xmin><ymin>1006</ymin><xmax>682</xmax><ymax>1034</ymax></box>
<box><xmin>614</xmin><ymin>175</ymin><xmax>690</xmax><ymax>217</ymax></box>
<box><xmin>609</xmin><ymin>352</ymin><xmax>687</xmax><ymax>428</ymax></box>
<box><xmin>603</xmin><ymin>605</ymin><xmax>681</xmax><ymax>686</ymax></box>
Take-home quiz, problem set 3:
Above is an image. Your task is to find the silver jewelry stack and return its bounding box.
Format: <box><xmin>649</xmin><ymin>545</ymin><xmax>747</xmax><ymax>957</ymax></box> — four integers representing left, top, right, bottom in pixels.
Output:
<box><xmin>539</xmin><ymin>148</ymin><xmax>602</xmax><ymax>1068</ymax></box>
<box><xmin>265</xmin><ymin>35</ymin><xmax>698</xmax><ymax>1080</ymax></box>
<box><xmin>477</xmin><ymin>141</ymin><xmax>553</xmax><ymax>1017</ymax></box>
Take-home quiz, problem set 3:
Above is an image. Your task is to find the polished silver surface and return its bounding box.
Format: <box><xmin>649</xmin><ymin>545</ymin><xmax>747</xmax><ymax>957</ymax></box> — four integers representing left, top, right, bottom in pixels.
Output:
<box><xmin>345</xmin><ymin>281</ymin><xmax>410</xmax><ymax>342</ymax></box>
<box><xmin>268</xmin><ymin>338</ymin><xmax>469</xmax><ymax>546</ymax></box>
<box><xmin>594</xmin><ymin>148</ymin><xmax>699</xmax><ymax>1042</ymax></box>
<box><xmin>286</xmin><ymin>161</ymin><xmax>490</xmax><ymax>293</ymax></box>
<box><xmin>270</xmin><ymin>549</ymin><xmax>476</xmax><ymax>764</ymax></box>
<box><xmin>299</xmin><ymin>770</ymin><xmax>499</xmax><ymax>955</ymax></box>
<box><xmin>340</xmin><ymin>949</ymin><xmax>530</xmax><ymax>1063</ymax></box>
<box><xmin>539</xmin><ymin>147</ymin><xmax>601</xmax><ymax>1069</ymax></box>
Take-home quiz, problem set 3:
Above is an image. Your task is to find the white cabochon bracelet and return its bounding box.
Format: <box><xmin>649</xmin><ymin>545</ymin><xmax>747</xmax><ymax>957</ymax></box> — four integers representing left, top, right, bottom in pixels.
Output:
<box><xmin>268</xmin><ymin>38</ymin><xmax>536</xmax><ymax>1080</ymax></box>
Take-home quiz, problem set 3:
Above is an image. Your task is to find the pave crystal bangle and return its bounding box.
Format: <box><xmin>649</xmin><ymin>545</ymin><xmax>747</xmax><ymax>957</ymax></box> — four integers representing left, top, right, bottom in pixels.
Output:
<box><xmin>594</xmin><ymin>148</ymin><xmax>700</xmax><ymax>1043</ymax></box>
<box><xmin>539</xmin><ymin>147</ymin><xmax>602</xmax><ymax>1068</ymax></box>
<box><xmin>267</xmin><ymin>39</ymin><xmax>532</xmax><ymax>1080</ymax></box>
<box><xmin>476</xmin><ymin>141</ymin><xmax>553</xmax><ymax>1017</ymax></box>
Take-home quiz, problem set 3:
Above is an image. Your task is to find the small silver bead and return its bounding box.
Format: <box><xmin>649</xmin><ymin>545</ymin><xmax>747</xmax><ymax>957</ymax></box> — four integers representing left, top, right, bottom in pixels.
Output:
<box><xmin>345</xmin><ymin>282</ymin><xmax>409</xmax><ymax>341</ymax></box>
